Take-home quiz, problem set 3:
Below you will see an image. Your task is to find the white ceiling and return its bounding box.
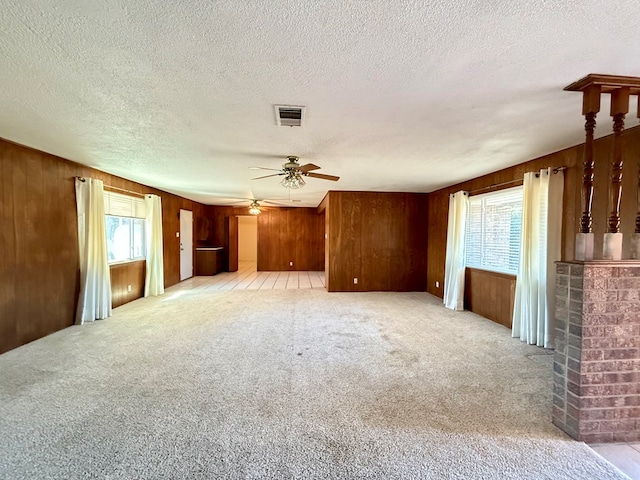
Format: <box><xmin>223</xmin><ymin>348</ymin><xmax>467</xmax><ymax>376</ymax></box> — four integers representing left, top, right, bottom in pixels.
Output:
<box><xmin>1</xmin><ymin>1</ymin><xmax>639</xmax><ymax>207</ymax></box>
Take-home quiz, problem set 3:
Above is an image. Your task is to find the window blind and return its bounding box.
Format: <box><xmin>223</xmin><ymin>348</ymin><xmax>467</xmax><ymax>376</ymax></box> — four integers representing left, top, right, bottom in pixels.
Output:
<box><xmin>103</xmin><ymin>191</ymin><xmax>146</xmax><ymax>218</ymax></box>
<box><xmin>465</xmin><ymin>186</ymin><xmax>523</xmax><ymax>275</ymax></box>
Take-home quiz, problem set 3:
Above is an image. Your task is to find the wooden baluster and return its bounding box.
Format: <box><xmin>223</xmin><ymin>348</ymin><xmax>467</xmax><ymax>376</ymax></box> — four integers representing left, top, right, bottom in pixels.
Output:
<box><xmin>580</xmin><ymin>111</ymin><xmax>597</xmax><ymax>233</ymax></box>
<box><xmin>575</xmin><ymin>85</ymin><xmax>600</xmax><ymax>260</ymax></box>
<box><xmin>607</xmin><ymin>88</ymin><xmax>629</xmax><ymax>233</ymax></box>
<box><xmin>603</xmin><ymin>87</ymin><xmax>630</xmax><ymax>260</ymax></box>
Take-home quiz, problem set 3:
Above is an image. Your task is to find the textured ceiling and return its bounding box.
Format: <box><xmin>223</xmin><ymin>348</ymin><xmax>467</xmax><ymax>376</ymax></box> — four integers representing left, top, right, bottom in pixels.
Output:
<box><xmin>1</xmin><ymin>1</ymin><xmax>639</xmax><ymax>207</ymax></box>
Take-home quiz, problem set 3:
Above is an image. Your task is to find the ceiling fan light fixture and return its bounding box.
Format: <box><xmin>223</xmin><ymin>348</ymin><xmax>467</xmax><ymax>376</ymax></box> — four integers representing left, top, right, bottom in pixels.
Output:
<box><xmin>280</xmin><ymin>172</ymin><xmax>305</xmax><ymax>189</ymax></box>
<box><xmin>248</xmin><ymin>200</ymin><xmax>262</xmax><ymax>215</ymax></box>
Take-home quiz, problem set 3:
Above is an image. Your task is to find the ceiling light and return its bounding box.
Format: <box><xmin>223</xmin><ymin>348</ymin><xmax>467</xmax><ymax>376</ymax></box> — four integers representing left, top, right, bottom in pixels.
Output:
<box><xmin>248</xmin><ymin>201</ymin><xmax>261</xmax><ymax>215</ymax></box>
<box><xmin>280</xmin><ymin>172</ymin><xmax>305</xmax><ymax>189</ymax></box>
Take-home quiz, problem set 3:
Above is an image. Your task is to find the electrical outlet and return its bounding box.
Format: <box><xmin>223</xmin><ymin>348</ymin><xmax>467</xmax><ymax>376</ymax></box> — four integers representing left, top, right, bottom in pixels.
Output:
<box><xmin>353</xmin><ymin>277</ymin><xmax>358</xmax><ymax>285</ymax></box>
<box><xmin>436</xmin><ymin>281</ymin><xmax>440</xmax><ymax>288</ymax></box>
<box><xmin>127</xmin><ymin>284</ymin><xmax>132</xmax><ymax>292</ymax></box>
<box><xmin>290</xmin><ymin>261</ymin><xmax>293</xmax><ymax>266</ymax></box>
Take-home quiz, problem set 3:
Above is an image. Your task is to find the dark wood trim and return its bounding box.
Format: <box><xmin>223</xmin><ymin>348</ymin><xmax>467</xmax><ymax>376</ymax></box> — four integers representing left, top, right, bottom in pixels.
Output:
<box><xmin>564</xmin><ymin>73</ymin><xmax>640</xmax><ymax>95</ymax></box>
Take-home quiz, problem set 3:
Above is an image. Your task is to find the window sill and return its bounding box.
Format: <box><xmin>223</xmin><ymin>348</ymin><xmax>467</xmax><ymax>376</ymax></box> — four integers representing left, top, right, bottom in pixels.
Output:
<box><xmin>465</xmin><ymin>267</ymin><xmax>517</xmax><ymax>280</ymax></box>
<box><xmin>109</xmin><ymin>259</ymin><xmax>146</xmax><ymax>267</ymax></box>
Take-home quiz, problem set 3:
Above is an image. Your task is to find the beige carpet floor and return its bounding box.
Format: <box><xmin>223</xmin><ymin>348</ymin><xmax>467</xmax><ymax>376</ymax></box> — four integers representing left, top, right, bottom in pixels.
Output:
<box><xmin>0</xmin><ymin>288</ymin><xmax>629</xmax><ymax>479</ymax></box>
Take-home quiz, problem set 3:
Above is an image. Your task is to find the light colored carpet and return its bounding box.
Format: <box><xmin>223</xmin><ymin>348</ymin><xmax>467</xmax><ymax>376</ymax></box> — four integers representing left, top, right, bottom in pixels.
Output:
<box><xmin>0</xmin><ymin>288</ymin><xmax>628</xmax><ymax>479</ymax></box>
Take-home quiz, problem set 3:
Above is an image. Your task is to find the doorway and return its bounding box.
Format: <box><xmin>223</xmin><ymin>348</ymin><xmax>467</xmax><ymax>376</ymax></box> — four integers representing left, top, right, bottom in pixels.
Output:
<box><xmin>238</xmin><ymin>216</ymin><xmax>257</xmax><ymax>271</ymax></box>
<box><xmin>179</xmin><ymin>209</ymin><xmax>193</xmax><ymax>281</ymax></box>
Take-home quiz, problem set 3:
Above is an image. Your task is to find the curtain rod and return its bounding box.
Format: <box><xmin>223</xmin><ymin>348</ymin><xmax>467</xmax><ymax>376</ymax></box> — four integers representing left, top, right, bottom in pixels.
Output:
<box><xmin>467</xmin><ymin>166</ymin><xmax>566</xmax><ymax>196</ymax></box>
<box><xmin>104</xmin><ymin>185</ymin><xmax>146</xmax><ymax>198</ymax></box>
<box><xmin>76</xmin><ymin>177</ymin><xmax>147</xmax><ymax>198</ymax></box>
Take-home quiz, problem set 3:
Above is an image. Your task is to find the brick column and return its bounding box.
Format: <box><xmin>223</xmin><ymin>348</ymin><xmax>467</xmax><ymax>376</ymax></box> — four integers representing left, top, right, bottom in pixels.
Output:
<box><xmin>553</xmin><ymin>261</ymin><xmax>640</xmax><ymax>443</ymax></box>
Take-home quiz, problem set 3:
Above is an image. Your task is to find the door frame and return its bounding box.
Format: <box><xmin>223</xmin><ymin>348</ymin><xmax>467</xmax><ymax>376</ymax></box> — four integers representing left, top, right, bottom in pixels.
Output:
<box><xmin>179</xmin><ymin>209</ymin><xmax>193</xmax><ymax>280</ymax></box>
<box><xmin>225</xmin><ymin>215</ymin><xmax>238</xmax><ymax>272</ymax></box>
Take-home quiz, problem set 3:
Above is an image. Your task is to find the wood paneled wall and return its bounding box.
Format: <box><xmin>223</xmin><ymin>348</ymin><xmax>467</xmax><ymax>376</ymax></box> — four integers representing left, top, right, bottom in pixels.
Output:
<box><xmin>207</xmin><ymin>206</ymin><xmax>255</xmax><ymax>271</ymax></box>
<box><xmin>257</xmin><ymin>207</ymin><xmax>324</xmax><ymax>271</ymax></box>
<box><xmin>207</xmin><ymin>206</ymin><xmax>325</xmax><ymax>271</ymax></box>
<box><xmin>464</xmin><ymin>268</ymin><xmax>516</xmax><ymax>329</ymax></box>
<box><xmin>160</xmin><ymin>197</ymin><xmax>209</xmax><ymax>286</ymax></box>
<box><xmin>427</xmin><ymin>125</ymin><xmax>640</xmax><ymax>327</ymax></box>
<box><xmin>324</xmin><ymin>191</ymin><xmax>428</xmax><ymax>292</ymax></box>
<box><xmin>110</xmin><ymin>260</ymin><xmax>146</xmax><ymax>308</ymax></box>
<box><xmin>0</xmin><ymin>138</ymin><xmax>208</xmax><ymax>354</ymax></box>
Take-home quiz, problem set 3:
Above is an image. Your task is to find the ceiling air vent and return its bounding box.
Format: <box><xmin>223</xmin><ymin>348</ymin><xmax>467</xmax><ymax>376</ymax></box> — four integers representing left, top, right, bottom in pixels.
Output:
<box><xmin>274</xmin><ymin>105</ymin><xmax>305</xmax><ymax>127</ymax></box>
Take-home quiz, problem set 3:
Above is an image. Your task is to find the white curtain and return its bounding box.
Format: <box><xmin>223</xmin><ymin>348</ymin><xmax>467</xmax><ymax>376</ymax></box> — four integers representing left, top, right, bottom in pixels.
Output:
<box><xmin>144</xmin><ymin>194</ymin><xmax>165</xmax><ymax>297</ymax></box>
<box><xmin>75</xmin><ymin>177</ymin><xmax>111</xmax><ymax>325</ymax></box>
<box><xmin>444</xmin><ymin>191</ymin><xmax>469</xmax><ymax>311</ymax></box>
<box><xmin>512</xmin><ymin>168</ymin><xmax>564</xmax><ymax>348</ymax></box>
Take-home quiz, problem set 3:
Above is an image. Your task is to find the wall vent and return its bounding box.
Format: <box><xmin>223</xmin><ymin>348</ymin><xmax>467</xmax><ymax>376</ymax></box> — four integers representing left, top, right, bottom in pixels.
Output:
<box><xmin>274</xmin><ymin>105</ymin><xmax>305</xmax><ymax>127</ymax></box>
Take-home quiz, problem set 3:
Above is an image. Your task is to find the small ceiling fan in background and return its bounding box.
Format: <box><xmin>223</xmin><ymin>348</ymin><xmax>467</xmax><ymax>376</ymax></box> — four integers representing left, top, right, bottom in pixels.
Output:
<box><xmin>208</xmin><ymin>197</ymin><xmax>265</xmax><ymax>213</ymax></box>
<box><xmin>250</xmin><ymin>156</ymin><xmax>339</xmax><ymax>188</ymax></box>
<box><xmin>210</xmin><ymin>197</ymin><xmax>302</xmax><ymax>215</ymax></box>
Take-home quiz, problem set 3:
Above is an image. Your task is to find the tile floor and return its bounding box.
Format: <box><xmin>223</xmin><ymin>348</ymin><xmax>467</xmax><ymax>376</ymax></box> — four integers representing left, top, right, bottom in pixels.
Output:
<box><xmin>172</xmin><ymin>261</ymin><xmax>326</xmax><ymax>292</ymax></box>
<box><xmin>174</xmin><ymin>262</ymin><xmax>638</xmax><ymax>479</ymax></box>
<box><xmin>591</xmin><ymin>443</ymin><xmax>640</xmax><ymax>479</ymax></box>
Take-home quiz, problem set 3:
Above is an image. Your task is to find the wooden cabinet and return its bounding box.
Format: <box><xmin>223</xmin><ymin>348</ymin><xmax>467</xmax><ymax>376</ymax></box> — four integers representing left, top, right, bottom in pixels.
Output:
<box><xmin>195</xmin><ymin>247</ymin><xmax>223</xmax><ymax>275</ymax></box>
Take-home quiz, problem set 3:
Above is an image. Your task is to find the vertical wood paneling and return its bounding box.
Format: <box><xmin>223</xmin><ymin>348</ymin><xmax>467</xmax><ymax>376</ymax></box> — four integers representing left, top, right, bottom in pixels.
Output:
<box><xmin>256</xmin><ymin>207</ymin><xmax>324</xmax><ymax>271</ymax></box>
<box><xmin>110</xmin><ymin>261</ymin><xmax>146</xmax><ymax>308</ymax></box>
<box><xmin>328</xmin><ymin>192</ymin><xmax>361</xmax><ymax>291</ymax></box>
<box><xmin>207</xmin><ymin>206</ymin><xmax>324</xmax><ymax>272</ymax></box>
<box><xmin>326</xmin><ymin>191</ymin><xmax>428</xmax><ymax>292</ymax></box>
<box><xmin>227</xmin><ymin>216</ymin><xmax>239</xmax><ymax>272</ymax></box>
<box><xmin>464</xmin><ymin>268</ymin><xmax>516</xmax><ymax>328</ymax></box>
<box><xmin>0</xmin><ymin>138</ymin><xmax>209</xmax><ymax>354</ymax></box>
<box><xmin>427</xmin><ymin>126</ymin><xmax>640</xmax><ymax>328</ymax></box>
<box><xmin>0</xmin><ymin>141</ymin><xmax>17</xmax><ymax>350</ymax></box>
<box><xmin>319</xmin><ymin>194</ymin><xmax>330</xmax><ymax>280</ymax></box>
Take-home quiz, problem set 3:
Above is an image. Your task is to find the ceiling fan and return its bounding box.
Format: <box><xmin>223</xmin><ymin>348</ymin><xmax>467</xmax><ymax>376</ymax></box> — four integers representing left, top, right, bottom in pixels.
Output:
<box><xmin>250</xmin><ymin>156</ymin><xmax>340</xmax><ymax>189</ymax></box>
<box><xmin>210</xmin><ymin>197</ymin><xmax>271</xmax><ymax>215</ymax></box>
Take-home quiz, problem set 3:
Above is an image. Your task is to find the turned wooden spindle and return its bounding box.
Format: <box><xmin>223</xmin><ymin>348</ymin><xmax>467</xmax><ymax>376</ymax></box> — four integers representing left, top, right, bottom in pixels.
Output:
<box><xmin>607</xmin><ymin>88</ymin><xmax>630</xmax><ymax>234</ymax></box>
<box><xmin>579</xmin><ymin>85</ymin><xmax>601</xmax><ymax>233</ymax></box>
<box><xmin>580</xmin><ymin>111</ymin><xmax>597</xmax><ymax>233</ymax></box>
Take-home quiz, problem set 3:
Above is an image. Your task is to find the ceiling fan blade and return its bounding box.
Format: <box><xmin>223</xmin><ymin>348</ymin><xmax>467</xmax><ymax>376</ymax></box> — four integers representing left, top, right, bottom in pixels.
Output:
<box><xmin>305</xmin><ymin>172</ymin><xmax>340</xmax><ymax>181</ymax></box>
<box><xmin>298</xmin><ymin>163</ymin><xmax>321</xmax><ymax>172</ymax></box>
<box><xmin>249</xmin><ymin>166</ymin><xmax>282</xmax><ymax>171</ymax></box>
<box><xmin>251</xmin><ymin>173</ymin><xmax>285</xmax><ymax>180</ymax></box>
<box><xmin>263</xmin><ymin>199</ymin><xmax>302</xmax><ymax>205</ymax></box>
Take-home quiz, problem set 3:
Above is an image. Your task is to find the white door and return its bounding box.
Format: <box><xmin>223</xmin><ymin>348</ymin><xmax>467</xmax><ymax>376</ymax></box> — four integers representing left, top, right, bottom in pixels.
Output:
<box><xmin>179</xmin><ymin>209</ymin><xmax>193</xmax><ymax>281</ymax></box>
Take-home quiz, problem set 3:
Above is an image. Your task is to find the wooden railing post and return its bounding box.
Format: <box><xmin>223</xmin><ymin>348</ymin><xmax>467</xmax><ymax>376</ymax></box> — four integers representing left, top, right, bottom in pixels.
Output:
<box><xmin>565</xmin><ymin>74</ymin><xmax>640</xmax><ymax>260</ymax></box>
<box><xmin>576</xmin><ymin>85</ymin><xmax>600</xmax><ymax>260</ymax></box>
<box><xmin>603</xmin><ymin>87</ymin><xmax>630</xmax><ymax>260</ymax></box>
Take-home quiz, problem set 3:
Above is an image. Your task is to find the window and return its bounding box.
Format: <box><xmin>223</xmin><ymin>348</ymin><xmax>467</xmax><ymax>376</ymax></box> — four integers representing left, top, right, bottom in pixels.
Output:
<box><xmin>465</xmin><ymin>186</ymin><xmax>523</xmax><ymax>275</ymax></box>
<box><xmin>103</xmin><ymin>191</ymin><xmax>146</xmax><ymax>263</ymax></box>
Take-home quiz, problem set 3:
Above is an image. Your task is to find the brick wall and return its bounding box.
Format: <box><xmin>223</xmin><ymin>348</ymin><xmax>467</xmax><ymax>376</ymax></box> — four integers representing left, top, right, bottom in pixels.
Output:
<box><xmin>553</xmin><ymin>261</ymin><xmax>640</xmax><ymax>443</ymax></box>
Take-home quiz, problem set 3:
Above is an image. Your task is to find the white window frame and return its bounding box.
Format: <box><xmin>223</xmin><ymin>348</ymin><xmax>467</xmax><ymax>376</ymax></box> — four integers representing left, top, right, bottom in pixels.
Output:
<box><xmin>464</xmin><ymin>186</ymin><xmax>523</xmax><ymax>276</ymax></box>
<box><xmin>104</xmin><ymin>191</ymin><xmax>147</xmax><ymax>264</ymax></box>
